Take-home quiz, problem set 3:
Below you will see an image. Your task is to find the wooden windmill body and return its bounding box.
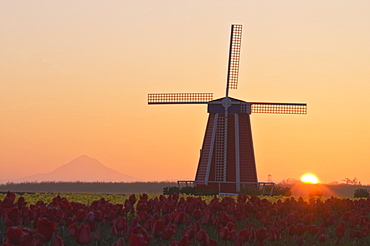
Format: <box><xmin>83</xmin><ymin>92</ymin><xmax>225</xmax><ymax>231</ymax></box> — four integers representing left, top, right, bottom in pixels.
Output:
<box><xmin>148</xmin><ymin>25</ymin><xmax>307</xmax><ymax>193</ymax></box>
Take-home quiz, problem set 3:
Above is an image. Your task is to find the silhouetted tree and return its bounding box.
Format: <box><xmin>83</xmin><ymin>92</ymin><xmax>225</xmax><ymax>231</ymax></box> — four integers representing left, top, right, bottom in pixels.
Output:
<box><xmin>342</xmin><ymin>177</ymin><xmax>361</xmax><ymax>185</ymax></box>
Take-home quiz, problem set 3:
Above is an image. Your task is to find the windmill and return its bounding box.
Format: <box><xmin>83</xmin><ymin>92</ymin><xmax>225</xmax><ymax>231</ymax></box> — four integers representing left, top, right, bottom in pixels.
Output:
<box><xmin>148</xmin><ymin>24</ymin><xmax>307</xmax><ymax>193</ymax></box>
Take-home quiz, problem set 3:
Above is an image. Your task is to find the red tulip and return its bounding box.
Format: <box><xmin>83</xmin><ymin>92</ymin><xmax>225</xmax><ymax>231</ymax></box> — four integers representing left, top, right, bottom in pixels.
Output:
<box><xmin>261</xmin><ymin>214</ymin><xmax>271</xmax><ymax>225</ymax></box>
<box><xmin>196</xmin><ymin>229</ymin><xmax>209</xmax><ymax>242</ymax></box>
<box><xmin>52</xmin><ymin>236</ymin><xmax>64</xmax><ymax>246</ymax></box>
<box><xmin>177</xmin><ymin>235</ymin><xmax>190</xmax><ymax>246</ymax></box>
<box><xmin>235</xmin><ymin>237</ymin><xmax>244</xmax><ymax>246</ymax></box>
<box><xmin>349</xmin><ymin>229</ymin><xmax>362</xmax><ymax>238</ymax></box>
<box><xmin>288</xmin><ymin>225</ymin><xmax>297</xmax><ymax>236</ymax></box>
<box><xmin>75</xmin><ymin>209</ymin><xmax>86</xmax><ymax>222</ymax></box>
<box><xmin>185</xmin><ymin>203</ymin><xmax>194</xmax><ymax>214</ymax></box>
<box><xmin>162</xmin><ymin>224</ymin><xmax>177</xmax><ymax>240</ymax></box>
<box><xmin>152</xmin><ymin>220</ymin><xmax>165</xmax><ymax>237</ymax></box>
<box><xmin>287</xmin><ymin>212</ymin><xmax>298</xmax><ymax>225</ymax></box>
<box><xmin>124</xmin><ymin>200</ymin><xmax>135</xmax><ymax>214</ymax></box>
<box><xmin>336</xmin><ymin>221</ymin><xmax>346</xmax><ymax>238</ymax></box>
<box><xmin>225</xmin><ymin>221</ymin><xmax>236</xmax><ymax>230</ymax></box>
<box><xmin>16</xmin><ymin>196</ymin><xmax>27</xmax><ymax>208</ymax></box>
<box><xmin>235</xmin><ymin>211</ymin><xmax>245</xmax><ymax>221</ymax></box>
<box><xmin>130</xmin><ymin>233</ymin><xmax>149</xmax><ymax>246</ymax></box>
<box><xmin>201</xmin><ymin>211</ymin><xmax>215</xmax><ymax>225</ymax></box>
<box><xmin>361</xmin><ymin>227</ymin><xmax>370</xmax><ymax>237</ymax></box>
<box><xmin>229</xmin><ymin>229</ymin><xmax>238</xmax><ymax>241</ymax></box>
<box><xmin>5</xmin><ymin>227</ymin><xmax>23</xmax><ymax>244</ymax></box>
<box><xmin>137</xmin><ymin>201</ymin><xmax>149</xmax><ymax>212</ymax></box>
<box><xmin>139</xmin><ymin>193</ymin><xmax>148</xmax><ymax>202</ymax></box>
<box><xmin>219</xmin><ymin>227</ymin><xmax>230</xmax><ymax>240</ymax></box>
<box><xmin>237</xmin><ymin>194</ymin><xmax>248</xmax><ymax>203</ymax></box>
<box><xmin>238</xmin><ymin>229</ymin><xmax>251</xmax><ymax>242</ymax></box>
<box><xmin>113</xmin><ymin>237</ymin><xmax>125</xmax><ymax>246</ymax></box>
<box><xmin>114</xmin><ymin>217</ymin><xmax>127</xmax><ymax>232</ymax></box>
<box><xmin>143</xmin><ymin>217</ymin><xmax>154</xmax><ymax>231</ymax></box>
<box><xmin>183</xmin><ymin>224</ymin><xmax>197</xmax><ymax>240</ymax></box>
<box><xmin>94</xmin><ymin>210</ymin><xmax>104</xmax><ymax>222</ymax></box>
<box><xmin>318</xmin><ymin>233</ymin><xmax>326</xmax><ymax>242</ymax></box>
<box><xmin>4</xmin><ymin>191</ymin><xmax>16</xmax><ymax>204</ymax></box>
<box><xmin>37</xmin><ymin>218</ymin><xmax>56</xmax><ymax>242</ymax></box>
<box><xmin>5</xmin><ymin>207</ymin><xmax>21</xmax><ymax>226</ymax></box>
<box><xmin>76</xmin><ymin>224</ymin><xmax>91</xmax><ymax>245</ymax></box>
<box><xmin>129</xmin><ymin>194</ymin><xmax>137</xmax><ymax>204</ymax></box>
<box><xmin>200</xmin><ymin>234</ymin><xmax>210</xmax><ymax>245</ymax></box>
<box><xmin>130</xmin><ymin>225</ymin><xmax>152</xmax><ymax>243</ymax></box>
<box><xmin>268</xmin><ymin>229</ymin><xmax>280</xmax><ymax>242</ymax></box>
<box><xmin>301</xmin><ymin>213</ymin><xmax>313</xmax><ymax>224</ymax></box>
<box><xmin>296</xmin><ymin>224</ymin><xmax>306</xmax><ymax>236</ymax></box>
<box><xmin>208</xmin><ymin>238</ymin><xmax>217</xmax><ymax>246</ymax></box>
<box><xmin>68</xmin><ymin>223</ymin><xmax>78</xmax><ymax>237</ymax></box>
<box><xmin>192</xmin><ymin>209</ymin><xmax>202</xmax><ymax>220</ymax></box>
<box><xmin>5</xmin><ymin>227</ymin><xmax>34</xmax><ymax>245</ymax></box>
<box><xmin>255</xmin><ymin>228</ymin><xmax>267</xmax><ymax>242</ymax></box>
<box><xmin>27</xmin><ymin>233</ymin><xmax>38</xmax><ymax>245</ymax></box>
<box><xmin>174</xmin><ymin>212</ymin><xmax>189</xmax><ymax>224</ymax></box>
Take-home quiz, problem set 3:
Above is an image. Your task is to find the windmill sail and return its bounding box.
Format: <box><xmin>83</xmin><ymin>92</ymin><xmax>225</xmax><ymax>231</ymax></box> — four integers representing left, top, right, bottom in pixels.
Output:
<box><xmin>148</xmin><ymin>93</ymin><xmax>213</xmax><ymax>104</ymax></box>
<box><xmin>239</xmin><ymin>102</ymin><xmax>307</xmax><ymax>114</ymax></box>
<box><xmin>251</xmin><ymin>102</ymin><xmax>307</xmax><ymax>114</ymax></box>
<box><xmin>226</xmin><ymin>24</ymin><xmax>242</xmax><ymax>96</ymax></box>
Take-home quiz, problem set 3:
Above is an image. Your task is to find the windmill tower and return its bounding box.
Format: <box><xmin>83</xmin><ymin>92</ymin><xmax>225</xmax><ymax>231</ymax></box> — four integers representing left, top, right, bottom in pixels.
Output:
<box><xmin>148</xmin><ymin>24</ymin><xmax>307</xmax><ymax>193</ymax></box>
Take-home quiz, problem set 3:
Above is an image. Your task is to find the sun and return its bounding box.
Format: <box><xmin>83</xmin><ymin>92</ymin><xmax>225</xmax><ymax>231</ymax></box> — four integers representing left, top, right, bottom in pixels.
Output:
<box><xmin>300</xmin><ymin>173</ymin><xmax>319</xmax><ymax>184</ymax></box>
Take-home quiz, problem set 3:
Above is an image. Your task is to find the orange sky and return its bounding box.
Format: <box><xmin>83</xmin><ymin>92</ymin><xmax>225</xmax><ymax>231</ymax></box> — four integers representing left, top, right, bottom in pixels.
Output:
<box><xmin>1</xmin><ymin>1</ymin><xmax>370</xmax><ymax>184</ymax></box>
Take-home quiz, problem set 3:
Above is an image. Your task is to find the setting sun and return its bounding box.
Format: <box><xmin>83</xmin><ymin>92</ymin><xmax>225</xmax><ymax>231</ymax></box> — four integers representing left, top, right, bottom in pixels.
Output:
<box><xmin>300</xmin><ymin>173</ymin><xmax>319</xmax><ymax>184</ymax></box>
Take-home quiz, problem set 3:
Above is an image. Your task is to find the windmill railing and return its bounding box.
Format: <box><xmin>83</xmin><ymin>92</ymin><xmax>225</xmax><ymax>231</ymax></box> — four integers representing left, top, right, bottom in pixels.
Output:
<box><xmin>177</xmin><ymin>180</ymin><xmax>275</xmax><ymax>196</ymax></box>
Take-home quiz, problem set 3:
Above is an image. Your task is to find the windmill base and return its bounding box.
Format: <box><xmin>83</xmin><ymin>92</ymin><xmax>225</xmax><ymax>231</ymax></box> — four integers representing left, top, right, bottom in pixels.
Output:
<box><xmin>194</xmin><ymin>112</ymin><xmax>258</xmax><ymax>194</ymax></box>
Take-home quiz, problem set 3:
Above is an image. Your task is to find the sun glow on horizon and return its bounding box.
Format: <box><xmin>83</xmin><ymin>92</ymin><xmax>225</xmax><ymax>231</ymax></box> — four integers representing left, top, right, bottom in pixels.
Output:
<box><xmin>300</xmin><ymin>173</ymin><xmax>319</xmax><ymax>184</ymax></box>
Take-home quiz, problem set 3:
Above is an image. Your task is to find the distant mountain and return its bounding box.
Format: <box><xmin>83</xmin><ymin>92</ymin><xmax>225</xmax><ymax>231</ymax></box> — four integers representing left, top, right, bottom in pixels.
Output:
<box><xmin>9</xmin><ymin>155</ymin><xmax>140</xmax><ymax>183</ymax></box>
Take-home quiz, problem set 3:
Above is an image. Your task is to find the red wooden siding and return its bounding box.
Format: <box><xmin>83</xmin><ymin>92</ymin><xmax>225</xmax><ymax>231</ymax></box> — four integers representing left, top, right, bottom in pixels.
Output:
<box><xmin>195</xmin><ymin>112</ymin><xmax>258</xmax><ymax>193</ymax></box>
<box><xmin>195</xmin><ymin>114</ymin><xmax>215</xmax><ymax>182</ymax></box>
<box><xmin>239</xmin><ymin>114</ymin><xmax>258</xmax><ymax>183</ymax></box>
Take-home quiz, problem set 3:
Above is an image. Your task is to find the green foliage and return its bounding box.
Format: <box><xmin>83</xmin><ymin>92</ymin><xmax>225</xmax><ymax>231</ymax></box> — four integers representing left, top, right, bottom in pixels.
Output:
<box><xmin>354</xmin><ymin>188</ymin><xmax>370</xmax><ymax>198</ymax></box>
<box><xmin>239</xmin><ymin>185</ymin><xmax>261</xmax><ymax>196</ymax></box>
<box><xmin>240</xmin><ymin>185</ymin><xmax>292</xmax><ymax>196</ymax></box>
<box><xmin>162</xmin><ymin>186</ymin><xmax>180</xmax><ymax>195</ymax></box>
<box><xmin>180</xmin><ymin>186</ymin><xmax>195</xmax><ymax>195</ymax></box>
<box><xmin>194</xmin><ymin>184</ymin><xmax>216</xmax><ymax>196</ymax></box>
<box><xmin>267</xmin><ymin>185</ymin><xmax>292</xmax><ymax>196</ymax></box>
<box><xmin>162</xmin><ymin>185</ymin><xmax>216</xmax><ymax>196</ymax></box>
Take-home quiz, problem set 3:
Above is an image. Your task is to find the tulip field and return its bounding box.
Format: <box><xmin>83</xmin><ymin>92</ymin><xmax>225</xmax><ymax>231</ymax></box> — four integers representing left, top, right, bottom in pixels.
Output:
<box><xmin>1</xmin><ymin>192</ymin><xmax>370</xmax><ymax>245</ymax></box>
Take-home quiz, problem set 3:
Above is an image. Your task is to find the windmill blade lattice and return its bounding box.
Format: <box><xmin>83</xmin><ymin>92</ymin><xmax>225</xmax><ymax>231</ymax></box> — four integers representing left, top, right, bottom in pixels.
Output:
<box><xmin>226</xmin><ymin>24</ymin><xmax>242</xmax><ymax>92</ymax></box>
<box><xmin>148</xmin><ymin>93</ymin><xmax>213</xmax><ymax>104</ymax></box>
<box><xmin>239</xmin><ymin>102</ymin><xmax>307</xmax><ymax>114</ymax></box>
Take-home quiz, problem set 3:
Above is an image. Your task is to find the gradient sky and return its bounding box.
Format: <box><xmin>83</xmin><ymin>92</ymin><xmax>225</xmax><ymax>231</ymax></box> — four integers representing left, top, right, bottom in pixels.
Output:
<box><xmin>1</xmin><ymin>1</ymin><xmax>369</xmax><ymax>184</ymax></box>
